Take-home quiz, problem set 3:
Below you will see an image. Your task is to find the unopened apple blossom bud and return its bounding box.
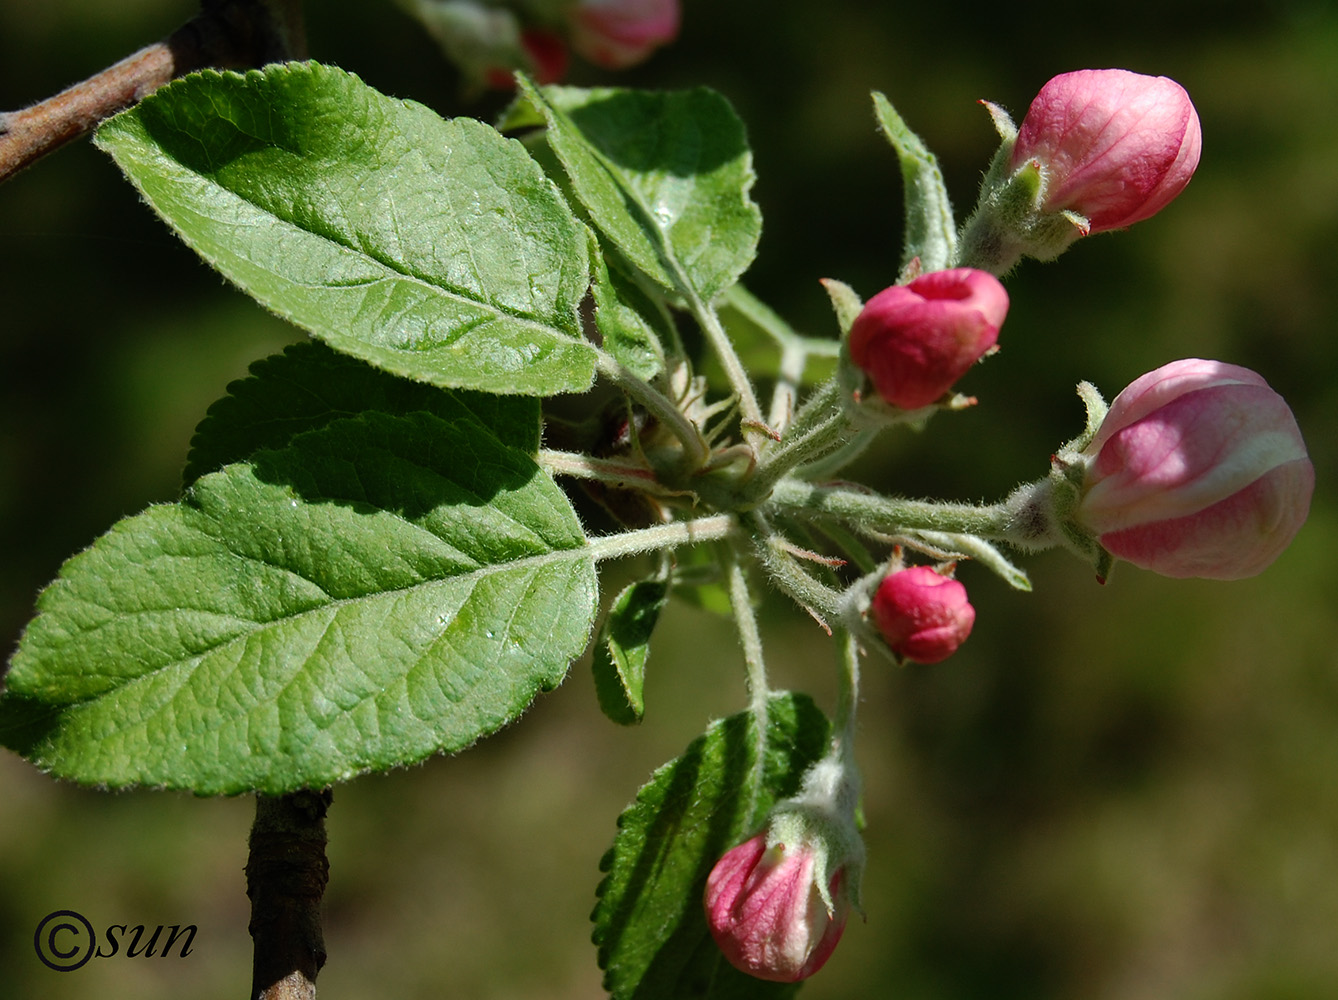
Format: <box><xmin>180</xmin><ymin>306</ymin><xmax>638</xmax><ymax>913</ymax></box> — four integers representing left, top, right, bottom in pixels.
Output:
<box><xmin>871</xmin><ymin>565</ymin><xmax>975</xmax><ymax>663</ymax></box>
<box><xmin>704</xmin><ymin>755</ymin><xmax>862</xmax><ymax>982</ymax></box>
<box><xmin>959</xmin><ymin>68</ymin><xmax>1201</xmax><ymax>272</ymax></box>
<box><xmin>484</xmin><ymin>28</ymin><xmax>569</xmax><ymax>89</ymax></box>
<box><xmin>847</xmin><ymin>268</ymin><xmax>1008</xmax><ymax>410</ymax></box>
<box><xmin>1013</xmin><ymin>69</ymin><xmax>1202</xmax><ymax>234</ymax></box>
<box><xmin>568</xmin><ymin>0</ymin><xmax>680</xmax><ymax>69</ymax></box>
<box><xmin>704</xmin><ymin>833</ymin><xmax>847</xmax><ymax>982</ymax></box>
<box><xmin>1078</xmin><ymin>359</ymin><xmax>1313</xmax><ymax>579</ymax></box>
<box><xmin>406</xmin><ymin>0</ymin><xmax>568</xmax><ymax>90</ymax></box>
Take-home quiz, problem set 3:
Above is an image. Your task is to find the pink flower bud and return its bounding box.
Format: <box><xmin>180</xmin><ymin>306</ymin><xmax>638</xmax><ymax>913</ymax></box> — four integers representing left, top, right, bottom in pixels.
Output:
<box><xmin>871</xmin><ymin>566</ymin><xmax>975</xmax><ymax>664</ymax></box>
<box><xmin>568</xmin><ymin>0</ymin><xmax>680</xmax><ymax>69</ymax></box>
<box><xmin>484</xmin><ymin>28</ymin><xmax>569</xmax><ymax>89</ymax></box>
<box><xmin>1012</xmin><ymin>68</ymin><xmax>1202</xmax><ymax>234</ymax></box>
<box><xmin>1079</xmin><ymin>359</ymin><xmax>1313</xmax><ymax>579</ymax></box>
<box><xmin>704</xmin><ymin>833</ymin><xmax>848</xmax><ymax>982</ymax></box>
<box><xmin>848</xmin><ymin>268</ymin><xmax>1008</xmax><ymax>410</ymax></box>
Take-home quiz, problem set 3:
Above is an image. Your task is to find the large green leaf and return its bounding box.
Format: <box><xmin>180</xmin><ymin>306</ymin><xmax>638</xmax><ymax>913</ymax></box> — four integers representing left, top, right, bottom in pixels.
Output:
<box><xmin>519</xmin><ymin>79</ymin><xmax>761</xmax><ymax>304</ymax></box>
<box><xmin>0</xmin><ymin>411</ymin><xmax>597</xmax><ymax>795</ymax></box>
<box><xmin>185</xmin><ymin>339</ymin><xmax>542</xmax><ymax>484</ymax></box>
<box><xmin>593</xmin><ymin>692</ymin><xmax>830</xmax><ymax>999</ymax></box>
<box><xmin>95</xmin><ymin>62</ymin><xmax>596</xmax><ymax>396</ymax></box>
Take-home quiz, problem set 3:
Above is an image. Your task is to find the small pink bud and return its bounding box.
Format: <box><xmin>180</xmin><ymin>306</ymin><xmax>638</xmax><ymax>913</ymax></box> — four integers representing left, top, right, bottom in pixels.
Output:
<box><xmin>871</xmin><ymin>566</ymin><xmax>975</xmax><ymax>664</ymax></box>
<box><xmin>1079</xmin><ymin>359</ymin><xmax>1313</xmax><ymax>579</ymax></box>
<box><xmin>848</xmin><ymin>268</ymin><xmax>1008</xmax><ymax>410</ymax></box>
<box><xmin>568</xmin><ymin>0</ymin><xmax>680</xmax><ymax>69</ymax></box>
<box><xmin>704</xmin><ymin>833</ymin><xmax>848</xmax><ymax>982</ymax></box>
<box><xmin>1012</xmin><ymin>68</ymin><xmax>1202</xmax><ymax>233</ymax></box>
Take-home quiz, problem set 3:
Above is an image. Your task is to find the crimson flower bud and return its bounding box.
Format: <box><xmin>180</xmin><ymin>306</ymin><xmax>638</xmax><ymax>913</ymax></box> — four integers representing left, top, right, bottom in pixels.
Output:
<box><xmin>870</xmin><ymin>566</ymin><xmax>975</xmax><ymax>663</ymax></box>
<box><xmin>704</xmin><ymin>832</ymin><xmax>848</xmax><ymax>982</ymax></box>
<box><xmin>1078</xmin><ymin>359</ymin><xmax>1313</xmax><ymax>579</ymax></box>
<box><xmin>568</xmin><ymin>0</ymin><xmax>680</xmax><ymax>69</ymax></box>
<box><xmin>847</xmin><ymin>268</ymin><xmax>1008</xmax><ymax>410</ymax></box>
<box><xmin>1012</xmin><ymin>68</ymin><xmax>1202</xmax><ymax>234</ymax></box>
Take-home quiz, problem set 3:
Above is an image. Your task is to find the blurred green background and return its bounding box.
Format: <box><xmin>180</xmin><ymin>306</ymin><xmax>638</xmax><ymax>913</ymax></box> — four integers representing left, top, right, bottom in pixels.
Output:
<box><xmin>2</xmin><ymin>1</ymin><xmax>1335</xmax><ymax>997</ymax></box>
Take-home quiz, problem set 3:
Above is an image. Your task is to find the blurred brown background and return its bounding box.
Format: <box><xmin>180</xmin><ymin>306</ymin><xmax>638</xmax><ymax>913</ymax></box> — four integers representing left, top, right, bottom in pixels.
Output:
<box><xmin>2</xmin><ymin>1</ymin><xmax>1335</xmax><ymax>997</ymax></box>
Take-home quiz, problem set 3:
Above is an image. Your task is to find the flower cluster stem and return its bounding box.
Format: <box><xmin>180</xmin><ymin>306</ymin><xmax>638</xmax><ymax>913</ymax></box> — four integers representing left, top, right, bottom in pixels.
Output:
<box><xmin>725</xmin><ymin>539</ymin><xmax>771</xmax><ymax>827</ymax></box>
<box><xmin>767</xmin><ymin>479</ymin><xmax>1017</xmax><ymax>541</ymax></box>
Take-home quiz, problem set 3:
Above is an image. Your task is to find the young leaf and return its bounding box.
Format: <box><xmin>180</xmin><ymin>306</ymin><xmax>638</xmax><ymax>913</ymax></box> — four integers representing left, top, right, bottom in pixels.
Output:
<box><xmin>591</xmin><ymin>576</ymin><xmax>669</xmax><ymax>725</ymax></box>
<box><xmin>872</xmin><ymin>90</ymin><xmax>958</xmax><ymax>272</ymax></box>
<box><xmin>94</xmin><ymin>62</ymin><xmax>597</xmax><ymax>396</ymax></box>
<box><xmin>0</xmin><ymin>411</ymin><xmax>598</xmax><ymax>795</ymax></box>
<box><xmin>518</xmin><ymin>79</ymin><xmax>761</xmax><ymax>304</ymax></box>
<box><xmin>593</xmin><ymin>692</ymin><xmax>831</xmax><ymax>999</ymax></box>
<box><xmin>184</xmin><ymin>339</ymin><xmax>542</xmax><ymax>484</ymax></box>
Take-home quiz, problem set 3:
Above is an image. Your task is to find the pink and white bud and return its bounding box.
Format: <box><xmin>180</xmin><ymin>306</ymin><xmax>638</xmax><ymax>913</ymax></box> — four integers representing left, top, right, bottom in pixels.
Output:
<box><xmin>847</xmin><ymin>268</ymin><xmax>1009</xmax><ymax>410</ymax></box>
<box><xmin>568</xmin><ymin>0</ymin><xmax>680</xmax><ymax>69</ymax></box>
<box><xmin>705</xmin><ymin>752</ymin><xmax>863</xmax><ymax>983</ymax></box>
<box><xmin>1078</xmin><ymin>359</ymin><xmax>1313</xmax><ymax>579</ymax></box>
<box><xmin>1012</xmin><ymin>68</ymin><xmax>1202</xmax><ymax>234</ymax></box>
<box><xmin>705</xmin><ymin>834</ymin><xmax>849</xmax><ymax>982</ymax></box>
<box><xmin>871</xmin><ymin>566</ymin><xmax>975</xmax><ymax>664</ymax></box>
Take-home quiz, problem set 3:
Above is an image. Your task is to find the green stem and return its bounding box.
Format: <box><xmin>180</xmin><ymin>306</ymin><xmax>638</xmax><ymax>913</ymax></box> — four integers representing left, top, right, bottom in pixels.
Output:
<box><xmin>688</xmin><ymin>290</ymin><xmax>769</xmax><ymax>441</ymax></box>
<box><xmin>720</xmin><ymin>284</ymin><xmax>840</xmax><ymax>359</ymax></box>
<box><xmin>767</xmin><ymin>479</ymin><xmax>1017</xmax><ymax>540</ymax></box>
<box><xmin>725</xmin><ymin>539</ymin><xmax>770</xmax><ymax>827</ymax></box>
<box><xmin>769</xmin><ymin>339</ymin><xmax>808</xmax><ymax>434</ymax></box>
<box><xmin>746</xmin><ymin>409</ymin><xmax>854</xmax><ymax>502</ymax></box>
<box><xmin>596</xmin><ymin>352</ymin><xmax>708</xmax><ymax>470</ymax></box>
<box><xmin>585</xmin><ymin>515</ymin><xmax>736</xmax><ymax>562</ymax></box>
<box><xmin>725</xmin><ymin>543</ymin><xmax>770</xmax><ymax>715</ymax></box>
<box><xmin>784</xmin><ymin>377</ymin><xmax>844</xmax><ymax>440</ymax></box>
<box><xmin>835</xmin><ymin>631</ymin><xmax>861</xmax><ymax>762</ymax></box>
<box><xmin>538</xmin><ymin>449</ymin><xmax>688</xmax><ymax>499</ymax></box>
<box><xmin>796</xmin><ymin>427</ymin><xmax>878</xmax><ymax>481</ymax></box>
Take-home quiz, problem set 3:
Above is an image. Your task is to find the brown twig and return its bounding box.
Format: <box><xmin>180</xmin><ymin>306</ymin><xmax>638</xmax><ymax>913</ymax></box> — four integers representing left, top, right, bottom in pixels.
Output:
<box><xmin>0</xmin><ymin>0</ymin><xmax>307</xmax><ymax>186</ymax></box>
<box><xmin>246</xmin><ymin>789</ymin><xmax>332</xmax><ymax>1000</ymax></box>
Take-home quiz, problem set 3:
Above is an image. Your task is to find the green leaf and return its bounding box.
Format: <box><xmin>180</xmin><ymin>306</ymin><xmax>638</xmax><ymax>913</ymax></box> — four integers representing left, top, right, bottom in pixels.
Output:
<box><xmin>94</xmin><ymin>62</ymin><xmax>596</xmax><ymax>396</ymax></box>
<box><xmin>872</xmin><ymin>91</ymin><xmax>957</xmax><ymax>272</ymax></box>
<box><xmin>1</xmin><ymin>411</ymin><xmax>597</xmax><ymax>795</ymax></box>
<box><xmin>591</xmin><ymin>246</ymin><xmax>672</xmax><ymax>382</ymax></box>
<box><xmin>519</xmin><ymin>79</ymin><xmax>761</xmax><ymax>304</ymax></box>
<box><xmin>593</xmin><ymin>692</ymin><xmax>831</xmax><ymax>999</ymax></box>
<box><xmin>668</xmin><ymin>544</ymin><xmax>734</xmax><ymax>618</ymax></box>
<box><xmin>185</xmin><ymin>339</ymin><xmax>542</xmax><ymax>484</ymax></box>
<box><xmin>591</xmin><ymin>576</ymin><xmax>669</xmax><ymax>725</ymax></box>
<box><xmin>715</xmin><ymin>285</ymin><xmax>839</xmax><ymax>388</ymax></box>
